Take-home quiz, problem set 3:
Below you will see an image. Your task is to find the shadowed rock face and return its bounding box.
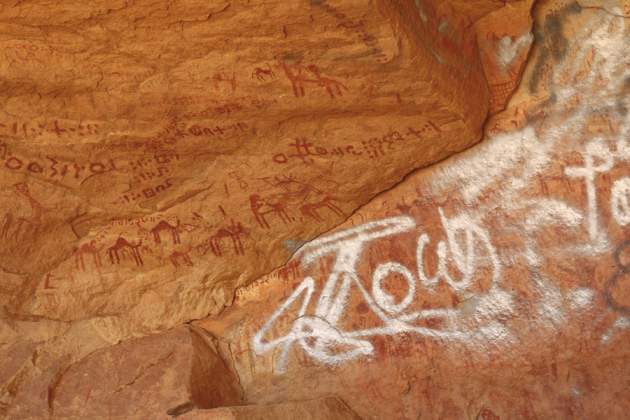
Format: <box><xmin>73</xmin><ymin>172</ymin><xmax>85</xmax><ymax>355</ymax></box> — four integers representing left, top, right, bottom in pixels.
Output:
<box><xmin>3</xmin><ymin>0</ymin><xmax>629</xmax><ymax>418</ymax></box>
<box><xmin>48</xmin><ymin>326</ymin><xmax>243</xmax><ymax>418</ymax></box>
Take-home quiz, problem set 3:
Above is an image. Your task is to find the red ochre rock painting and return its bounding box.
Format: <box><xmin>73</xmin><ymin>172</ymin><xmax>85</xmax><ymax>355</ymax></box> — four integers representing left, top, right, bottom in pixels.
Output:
<box><xmin>2</xmin><ymin>0</ymin><xmax>630</xmax><ymax>418</ymax></box>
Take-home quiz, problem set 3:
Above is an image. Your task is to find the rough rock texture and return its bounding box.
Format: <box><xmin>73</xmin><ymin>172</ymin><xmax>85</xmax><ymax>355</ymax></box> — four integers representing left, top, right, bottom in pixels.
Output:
<box><xmin>0</xmin><ymin>0</ymin><xmax>494</xmax><ymax>330</ymax></box>
<box><xmin>178</xmin><ymin>398</ymin><xmax>360</xmax><ymax>419</ymax></box>
<box><xmin>3</xmin><ymin>0</ymin><xmax>629</xmax><ymax>418</ymax></box>
<box><xmin>0</xmin><ymin>0</ymin><xmax>515</xmax><ymax>416</ymax></box>
<box><xmin>476</xmin><ymin>0</ymin><xmax>535</xmax><ymax>113</ymax></box>
<box><xmin>195</xmin><ymin>0</ymin><xmax>630</xmax><ymax>418</ymax></box>
<box><xmin>46</xmin><ymin>326</ymin><xmax>242</xmax><ymax>418</ymax></box>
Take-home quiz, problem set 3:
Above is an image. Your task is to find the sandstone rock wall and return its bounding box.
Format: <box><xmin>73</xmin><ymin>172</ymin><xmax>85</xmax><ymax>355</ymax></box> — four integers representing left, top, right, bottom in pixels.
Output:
<box><xmin>2</xmin><ymin>0</ymin><xmax>629</xmax><ymax>418</ymax></box>
<box><xmin>197</xmin><ymin>1</ymin><xmax>630</xmax><ymax>418</ymax></box>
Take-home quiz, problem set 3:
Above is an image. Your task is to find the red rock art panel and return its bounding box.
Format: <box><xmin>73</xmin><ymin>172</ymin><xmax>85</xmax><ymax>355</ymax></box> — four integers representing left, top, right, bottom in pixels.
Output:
<box><xmin>195</xmin><ymin>7</ymin><xmax>630</xmax><ymax>418</ymax></box>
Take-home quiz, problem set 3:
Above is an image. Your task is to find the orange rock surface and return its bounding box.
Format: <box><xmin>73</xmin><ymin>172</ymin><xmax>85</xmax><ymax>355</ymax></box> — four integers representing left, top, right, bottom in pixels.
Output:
<box><xmin>197</xmin><ymin>0</ymin><xmax>630</xmax><ymax>418</ymax></box>
<box><xmin>179</xmin><ymin>398</ymin><xmax>361</xmax><ymax>419</ymax></box>
<box><xmin>2</xmin><ymin>0</ymin><xmax>629</xmax><ymax>418</ymax></box>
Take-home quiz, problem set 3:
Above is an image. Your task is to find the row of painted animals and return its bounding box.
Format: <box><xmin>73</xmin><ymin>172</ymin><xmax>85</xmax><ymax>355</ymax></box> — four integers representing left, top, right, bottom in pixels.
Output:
<box><xmin>75</xmin><ymin>238</ymin><xmax>194</xmax><ymax>270</ymax></box>
<box><xmin>89</xmin><ymin>183</ymin><xmax>339</xmax><ymax>266</ymax></box>
<box><xmin>197</xmin><ymin>219</ymin><xmax>250</xmax><ymax>257</ymax></box>
<box><xmin>149</xmin><ymin>218</ymin><xmax>250</xmax><ymax>257</ymax></box>
<box><xmin>72</xmin><ymin>192</ymin><xmax>342</xmax><ymax>271</ymax></box>
<box><xmin>75</xmin><ymin>218</ymin><xmax>249</xmax><ymax>270</ymax></box>
<box><xmin>75</xmin><ymin>182</ymin><xmax>342</xmax><ymax>271</ymax></box>
<box><xmin>250</xmin><ymin>193</ymin><xmax>344</xmax><ymax>229</ymax></box>
<box><xmin>149</xmin><ymin>219</ymin><xmax>248</xmax><ymax>256</ymax></box>
<box><xmin>75</xmin><ymin>238</ymin><xmax>142</xmax><ymax>269</ymax></box>
<box><xmin>249</xmin><ymin>176</ymin><xmax>345</xmax><ymax>229</ymax></box>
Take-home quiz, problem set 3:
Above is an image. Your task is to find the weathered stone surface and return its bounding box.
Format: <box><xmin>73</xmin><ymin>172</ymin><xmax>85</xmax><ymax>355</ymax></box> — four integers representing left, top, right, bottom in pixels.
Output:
<box><xmin>475</xmin><ymin>0</ymin><xmax>535</xmax><ymax>113</ymax></box>
<box><xmin>6</xmin><ymin>0</ymin><xmax>630</xmax><ymax>418</ymax></box>
<box><xmin>0</xmin><ymin>0</ymin><xmax>492</xmax><ymax>328</ymax></box>
<box><xmin>179</xmin><ymin>397</ymin><xmax>360</xmax><ymax>419</ymax></box>
<box><xmin>8</xmin><ymin>325</ymin><xmax>243</xmax><ymax>418</ymax></box>
<box><xmin>0</xmin><ymin>0</ymin><xmax>531</xmax><ymax>416</ymax></box>
<box><xmin>194</xmin><ymin>1</ymin><xmax>630</xmax><ymax>418</ymax></box>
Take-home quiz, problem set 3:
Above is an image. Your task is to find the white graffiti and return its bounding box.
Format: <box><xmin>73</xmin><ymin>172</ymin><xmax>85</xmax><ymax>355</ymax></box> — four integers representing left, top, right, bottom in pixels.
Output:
<box><xmin>252</xmin><ymin>6</ymin><xmax>630</xmax><ymax>372</ymax></box>
<box><xmin>253</xmin><ymin>211</ymin><xmax>512</xmax><ymax>373</ymax></box>
<box><xmin>497</xmin><ymin>32</ymin><xmax>534</xmax><ymax>71</ymax></box>
<box><xmin>565</xmin><ymin>139</ymin><xmax>615</xmax><ymax>242</ymax></box>
<box><xmin>417</xmin><ymin>208</ymin><xmax>500</xmax><ymax>292</ymax></box>
<box><xmin>611</xmin><ymin>177</ymin><xmax>630</xmax><ymax>226</ymax></box>
<box><xmin>602</xmin><ymin>317</ymin><xmax>630</xmax><ymax>343</ymax></box>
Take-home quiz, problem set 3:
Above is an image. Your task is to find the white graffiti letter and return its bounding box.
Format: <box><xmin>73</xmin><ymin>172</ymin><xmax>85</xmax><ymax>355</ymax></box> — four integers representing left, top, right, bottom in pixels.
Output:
<box><xmin>416</xmin><ymin>233</ymin><xmax>450</xmax><ymax>290</ymax></box>
<box><xmin>438</xmin><ymin>207</ymin><xmax>501</xmax><ymax>292</ymax></box>
<box><xmin>372</xmin><ymin>262</ymin><xmax>416</xmax><ymax>314</ymax></box>
<box><xmin>565</xmin><ymin>140</ymin><xmax>614</xmax><ymax>241</ymax></box>
<box><xmin>252</xmin><ymin>276</ymin><xmax>316</xmax><ymax>373</ymax></box>
<box><xmin>253</xmin><ymin>216</ymin><xmax>416</xmax><ymax>372</ymax></box>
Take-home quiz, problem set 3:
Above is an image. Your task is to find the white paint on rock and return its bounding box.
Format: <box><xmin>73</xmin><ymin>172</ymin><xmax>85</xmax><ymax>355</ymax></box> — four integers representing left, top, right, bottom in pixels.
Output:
<box><xmin>567</xmin><ymin>288</ymin><xmax>596</xmax><ymax>311</ymax></box>
<box><xmin>565</xmin><ymin>139</ymin><xmax>615</xmax><ymax>242</ymax></box>
<box><xmin>253</xmin><ymin>210</ymin><xmax>513</xmax><ymax>373</ymax></box>
<box><xmin>611</xmin><ymin>177</ymin><xmax>630</xmax><ymax>226</ymax></box>
<box><xmin>252</xmin><ymin>7</ymin><xmax>630</xmax><ymax>372</ymax></box>
<box><xmin>602</xmin><ymin>317</ymin><xmax>630</xmax><ymax>343</ymax></box>
<box><xmin>414</xmin><ymin>0</ymin><xmax>428</xmax><ymax>23</ymax></box>
<box><xmin>497</xmin><ymin>32</ymin><xmax>534</xmax><ymax>70</ymax></box>
<box><xmin>430</xmin><ymin>125</ymin><xmax>549</xmax><ymax>205</ymax></box>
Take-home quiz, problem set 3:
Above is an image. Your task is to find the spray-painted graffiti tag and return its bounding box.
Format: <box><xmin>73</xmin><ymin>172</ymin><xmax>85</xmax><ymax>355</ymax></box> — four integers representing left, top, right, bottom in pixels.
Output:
<box><xmin>253</xmin><ymin>7</ymin><xmax>630</xmax><ymax>373</ymax></box>
<box><xmin>253</xmin><ymin>211</ymin><xmax>513</xmax><ymax>373</ymax></box>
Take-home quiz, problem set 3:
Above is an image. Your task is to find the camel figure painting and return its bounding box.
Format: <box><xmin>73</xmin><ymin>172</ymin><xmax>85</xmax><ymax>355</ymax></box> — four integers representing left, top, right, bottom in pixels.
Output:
<box><xmin>1</xmin><ymin>182</ymin><xmax>46</xmax><ymax>243</ymax></box>
<box><xmin>75</xmin><ymin>241</ymin><xmax>102</xmax><ymax>270</ymax></box>
<box><xmin>250</xmin><ymin>194</ymin><xmax>291</xmax><ymax>229</ymax></box>
<box><xmin>299</xmin><ymin>196</ymin><xmax>344</xmax><ymax>221</ymax></box>
<box><xmin>151</xmin><ymin>220</ymin><xmax>181</xmax><ymax>245</ymax></box>
<box><xmin>209</xmin><ymin>220</ymin><xmax>250</xmax><ymax>256</ymax></box>
<box><xmin>249</xmin><ymin>177</ymin><xmax>345</xmax><ymax>228</ymax></box>
<box><xmin>108</xmin><ymin>237</ymin><xmax>144</xmax><ymax>266</ymax></box>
